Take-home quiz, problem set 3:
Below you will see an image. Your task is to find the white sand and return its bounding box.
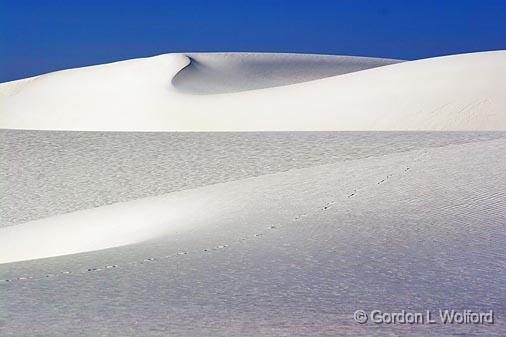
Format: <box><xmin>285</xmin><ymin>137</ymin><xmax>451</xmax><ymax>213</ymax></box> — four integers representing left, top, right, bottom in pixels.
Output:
<box><xmin>1</xmin><ymin>51</ymin><xmax>505</xmax><ymax>336</ymax></box>
<box><xmin>172</xmin><ymin>53</ymin><xmax>400</xmax><ymax>94</ymax></box>
<box><xmin>1</xmin><ymin>51</ymin><xmax>505</xmax><ymax>131</ymax></box>
<box><xmin>0</xmin><ymin>192</ymin><xmax>210</xmax><ymax>263</ymax></box>
<box><xmin>1</xmin><ymin>138</ymin><xmax>505</xmax><ymax>336</ymax></box>
<box><xmin>1</xmin><ymin>138</ymin><xmax>504</xmax><ymax>337</ymax></box>
<box><xmin>1</xmin><ymin>136</ymin><xmax>504</xmax><ymax>264</ymax></box>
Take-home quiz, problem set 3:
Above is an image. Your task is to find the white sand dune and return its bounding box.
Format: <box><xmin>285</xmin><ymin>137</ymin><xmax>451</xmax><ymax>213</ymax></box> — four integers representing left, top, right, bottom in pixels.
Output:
<box><xmin>1</xmin><ymin>136</ymin><xmax>504</xmax><ymax>264</ymax></box>
<box><xmin>0</xmin><ymin>192</ymin><xmax>210</xmax><ymax>264</ymax></box>
<box><xmin>1</xmin><ymin>137</ymin><xmax>505</xmax><ymax>336</ymax></box>
<box><xmin>171</xmin><ymin>53</ymin><xmax>400</xmax><ymax>94</ymax></box>
<box><xmin>1</xmin><ymin>51</ymin><xmax>505</xmax><ymax>131</ymax></box>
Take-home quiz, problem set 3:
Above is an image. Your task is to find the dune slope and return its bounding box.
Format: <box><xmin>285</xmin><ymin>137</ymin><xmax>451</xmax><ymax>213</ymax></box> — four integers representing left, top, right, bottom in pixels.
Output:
<box><xmin>1</xmin><ymin>51</ymin><xmax>505</xmax><ymax>131</ymax></box>
<box><xmin>0</xmin><ymin>136</ymin><xmax>504</xmax><ymax>264</ymax></box>
<box><xmin>171</xmin><ymin>53</ymin><xmax>400</xmax><ymax>94</ymax></box>
<box><xmin>1</xmin><ymin>137</ymin><xmax>505</xmax><ymax>336</ymax></box>
<box><xmin>4</xmin><ymin>130</ymin><xmax>502</xmax><ymax>228</ymax></box>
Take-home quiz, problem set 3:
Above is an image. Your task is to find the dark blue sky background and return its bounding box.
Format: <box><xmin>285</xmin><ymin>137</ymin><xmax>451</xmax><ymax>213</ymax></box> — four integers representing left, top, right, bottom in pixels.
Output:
<box><xmin>1</xmin><ymin>0</ymin><xmax>505</xmax><ymax>82</ymax></box>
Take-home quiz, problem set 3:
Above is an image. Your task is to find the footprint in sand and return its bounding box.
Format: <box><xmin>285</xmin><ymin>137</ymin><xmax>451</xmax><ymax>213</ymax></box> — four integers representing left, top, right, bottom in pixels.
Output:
<box><xmin>322</xmin><ymin>201</ymin><xmax>335</xmax><ymax>210</ymax></box>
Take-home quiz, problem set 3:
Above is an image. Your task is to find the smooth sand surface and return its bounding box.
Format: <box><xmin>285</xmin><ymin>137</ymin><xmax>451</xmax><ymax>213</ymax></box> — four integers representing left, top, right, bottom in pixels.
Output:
<box><xmin>1</xmin><ymin>51</ymin><xmax>505</xmax><ymax>131</ymax></box>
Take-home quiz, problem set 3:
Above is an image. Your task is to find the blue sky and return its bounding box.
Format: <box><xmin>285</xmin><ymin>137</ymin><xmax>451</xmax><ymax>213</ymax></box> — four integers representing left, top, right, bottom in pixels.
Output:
<box><xmin>1</xmin><ymin>0</ymin><xmax>505</xmax><ymax>82</ymax></box>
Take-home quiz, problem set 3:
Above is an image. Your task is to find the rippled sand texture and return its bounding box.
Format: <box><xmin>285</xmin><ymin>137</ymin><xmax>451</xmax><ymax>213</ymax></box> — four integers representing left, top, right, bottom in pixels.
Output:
<box><xmin>1</xmin><ymin>132</ymin><xmax>505</xmax><ymax>336</ymax></box>
<box><xmin>1</xmin><ymin>130</ymin><xmax>503</xmax><ymax>227</ymax></box>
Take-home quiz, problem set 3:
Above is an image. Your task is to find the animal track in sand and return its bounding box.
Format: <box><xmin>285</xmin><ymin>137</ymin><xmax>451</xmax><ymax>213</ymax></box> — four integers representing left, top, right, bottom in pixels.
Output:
<box><xmin>0</xmin><ymin>165</ymin><xmax>412</xmax><ymax>284</ymax></box>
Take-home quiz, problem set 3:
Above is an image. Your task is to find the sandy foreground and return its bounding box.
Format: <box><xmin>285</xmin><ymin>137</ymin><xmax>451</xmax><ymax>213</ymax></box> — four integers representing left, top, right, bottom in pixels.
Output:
<box><xmin>1</xmin><ymin>131</ymin><xmax>505</xmax><ymax>336</ymax></box>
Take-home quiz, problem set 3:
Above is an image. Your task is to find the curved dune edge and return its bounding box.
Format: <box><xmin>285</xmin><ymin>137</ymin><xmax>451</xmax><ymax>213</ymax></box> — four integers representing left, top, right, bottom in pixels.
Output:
<box><xmin>170</xmin><ymin>53</ymin><xmax>401</xmax><ymax>94</ymax></box>
<box><xmin>0</xmin><ymin>51</ymin><xmax>505</xmax><ymax>131</ymax></box>
<box><xmin>1</xmin><ymin>137</ymin><xmax>504</xmax><ymax>265</ymax></box>
<box><xmin>0</xmin><ymin>188</ymin><xmax>216</xmax><ymax>264</ymax></box>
